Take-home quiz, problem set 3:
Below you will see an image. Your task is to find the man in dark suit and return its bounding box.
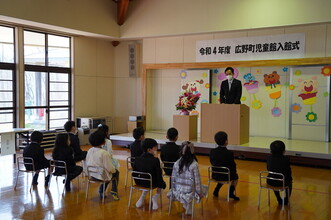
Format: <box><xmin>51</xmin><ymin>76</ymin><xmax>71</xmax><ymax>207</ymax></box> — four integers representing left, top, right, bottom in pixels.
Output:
<box><xmin>209</xmin><ymin>131</ymin><xmax>240</xmax><ymax>200</ymax></box>
<box><xmin>133</xmin><ymin>138</ymin><xmax>166</xmax><ymax>210</ymax></box>
<box><xmin>160</xmin><ymin>127</ymin><xmax>181</xmax><ymax>176</ymax></box>
<box><xmin>64</xmin><ymin>121</ymin><xmax>87</xmax><ymax>162</ymax></box>
<box><xmin>220</xmin><ymin>67</ymin><xmax>242</xmax><ymax>104</ymax></box>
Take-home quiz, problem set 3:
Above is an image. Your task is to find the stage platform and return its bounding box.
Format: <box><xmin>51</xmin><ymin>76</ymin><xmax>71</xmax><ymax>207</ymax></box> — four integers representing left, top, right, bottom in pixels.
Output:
<box><xmin>110</xmin><ymin>130</ymin><xmax>331</xmax><ymax>168</ymax></box>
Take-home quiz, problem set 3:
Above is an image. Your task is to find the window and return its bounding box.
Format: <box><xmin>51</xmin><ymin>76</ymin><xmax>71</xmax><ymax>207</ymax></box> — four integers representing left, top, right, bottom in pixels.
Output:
<box><xmin>24</xmin><ymin>30</ymin><xmax>71</xmax><ymax>130</ymax></box>
<box><xmin>0</xmin><ymin>26</ymin><xmax>15</xmax><ymax>129</ymax></box>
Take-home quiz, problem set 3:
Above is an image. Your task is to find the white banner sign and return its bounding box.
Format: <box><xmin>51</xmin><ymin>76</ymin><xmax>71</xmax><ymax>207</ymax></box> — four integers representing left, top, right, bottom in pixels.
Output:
<box><xmin>196</xmin><ymin>33</ymin><xmax>305</xmax><ymax>62</ymax></box>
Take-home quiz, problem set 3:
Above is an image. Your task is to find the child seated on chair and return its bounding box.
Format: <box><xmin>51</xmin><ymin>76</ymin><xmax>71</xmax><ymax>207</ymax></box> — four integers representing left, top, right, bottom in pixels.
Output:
<box><xmin>209</xmin><ymin>131</ymin><xmax>240</xmax><ymax>200</ymax></box>
<box><xmin>52</xmin><ymin>133</ymin><xmax>83</xmax><ymax>192</ymax></box>
<box><xmin>133</xmin><ymin>138</ymin><xmax>166</xmax><ymax>210</ymax></box>
<box><xmin>267</xmin><ymin>140</ymin><xmax>292</xmax><ymax>205</ymax></box>
<box><xmin>23</xmin><ymin>131</ymin><xmax>52</xmax><ymax>187</ymax></box>
<box><xmin>167</xmin><ymin>141</ymin><xmax>207</xmax><ymax>215</ymax></box>
<box><xmin>129</xmin><ymin>127</ymin><xmax>145</xmax><ymax>161</ymax></box>
<box><xmin>64</xmin><ymin>120</ymin><xmax>87</xmax><ymax>162</ymax></box>
<box><xmin>160</xmin><ymin>127</ymin><xmax>181</xmax><ymax>176</ymax></box>
<box><xmin>86</xmin><ymin>131</ymin><xmax>119</xmax><ymax>200</ymax></box>
<box><xmin>97</xmin><ymin>124</ymin><xmax>120</xmax><ymax>170</ymax></box>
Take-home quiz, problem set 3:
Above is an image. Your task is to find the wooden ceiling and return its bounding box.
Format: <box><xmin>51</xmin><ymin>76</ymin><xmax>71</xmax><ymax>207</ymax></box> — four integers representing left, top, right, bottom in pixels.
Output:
<box><xmin>113</xmin><ymin>0</ymin><xmax>131</xmax><ymax>25</ymax></box>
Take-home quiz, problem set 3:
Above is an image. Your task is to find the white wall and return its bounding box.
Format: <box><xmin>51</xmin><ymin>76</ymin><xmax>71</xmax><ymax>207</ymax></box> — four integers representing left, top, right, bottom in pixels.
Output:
<box><xmin>122</xmin><ymin>0</ymin><xmax>331</xmax><ymax>39</ymax></box>
<box><xmin>74</xmin><ymin>37</ymin><xmax>115</xmax><ymax>120</ymax></box>
<box><xmin>112</xmin><ymin>41</ymin><xmax>143</xmax><ymax>133</ymax></box>
<box><xmin>143</xmin><ymin>24</ymin><xmax>331</xmax><ymax>64</ymax></box>
<box><xmin>0</xmin><ymin>0</ymin><xmax>119</xmax><ymax>38</ymax></box>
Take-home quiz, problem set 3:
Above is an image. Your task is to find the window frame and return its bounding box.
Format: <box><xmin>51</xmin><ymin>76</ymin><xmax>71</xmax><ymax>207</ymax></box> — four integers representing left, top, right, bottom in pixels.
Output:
<box><xmin>23</xmin><ymin>30</ymin><xmax>72</xmax><ymax>130</ymax></box>
<box><xmin>0</xmin><ymin>25</ymin><xmax>16</xmax><ymax>129</ymax></box>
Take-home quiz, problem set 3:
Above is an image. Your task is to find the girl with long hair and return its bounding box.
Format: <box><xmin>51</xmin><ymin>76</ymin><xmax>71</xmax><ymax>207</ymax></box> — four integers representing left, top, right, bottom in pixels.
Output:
<box><xmin>52</xmin><ymin>133</ymin><xmax>83</xmax><ymax>192</ymax></box>
<box><xmin>167</xmin><ymin>141</ymin><xmax>206</xmax><ymax>215</ymax></box>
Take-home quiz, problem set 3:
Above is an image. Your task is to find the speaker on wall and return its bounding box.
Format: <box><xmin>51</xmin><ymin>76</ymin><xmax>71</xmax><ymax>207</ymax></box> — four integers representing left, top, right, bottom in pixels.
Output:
<box><xmin>129</xmin><ymin>44</ymin><xmax>136</xmax><ymax>77</ymax></box>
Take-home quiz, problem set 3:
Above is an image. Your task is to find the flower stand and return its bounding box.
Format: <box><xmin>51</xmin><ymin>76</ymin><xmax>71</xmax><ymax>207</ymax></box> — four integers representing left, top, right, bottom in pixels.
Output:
<box><xmin>173</xmin><ymin>114</ymin><xmax>198</xmax><ymax>141</ymax></box>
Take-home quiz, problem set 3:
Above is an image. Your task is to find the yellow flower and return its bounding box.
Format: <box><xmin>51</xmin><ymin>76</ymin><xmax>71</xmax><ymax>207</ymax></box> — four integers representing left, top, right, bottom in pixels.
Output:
<box><xmin>251</xmin><ymin>100</ymin><xmax>262</xmax><ymax>109</ymax></box>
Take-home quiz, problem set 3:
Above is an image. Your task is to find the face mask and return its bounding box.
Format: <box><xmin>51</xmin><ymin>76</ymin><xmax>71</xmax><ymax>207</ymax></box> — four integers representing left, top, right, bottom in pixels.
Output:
<box><xmin>226</xmin><ymin>75</ymin><xmax>233</xmax><ymax>80</ymax></box>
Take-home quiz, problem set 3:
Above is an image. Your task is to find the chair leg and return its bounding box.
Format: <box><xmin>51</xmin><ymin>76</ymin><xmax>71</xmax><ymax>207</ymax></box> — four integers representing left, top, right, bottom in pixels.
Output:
<box><xmin>14</xmin><ymin>170</ymin><xmax>20</xmax><ymax>190</ymax></box>
<box><xmin>281</xmin><ymin>190</ymin><xmax>285</xmax><ymax>211</ymax></box>
<box><xmin>128</xmin><ymin>187</ymin><xmax>133</xmax><ymax>209</ymax></box>
<box><xmin>125</xmin><ymin>170</ymin><xmax>128</xmax><ymax>187</ymax></box>
<box><xmin>258</xmin><ymin>187</ymin><xmax>261</xmax><ymax>209</ymax></box>
<box><xmin>206</xmin><ymin>180</ymin><xmax>210</xmax><ymax>199</ymax></box>
<box><xmin>102</xmin><ymin>182</ymin><xmax>105</xmax><ymax>203</ymax></box>
<box><xmin>168</xmin><ymin>196</ymin><xmax>172</xmax><ymax>216</ymax></box>
<box><xmin>287</xmin><ymin>188</ymin><xmax>290</xmax><ymax>209</ymax></box>
<box><xmin>227</xmin><ymin>184</ymin><xmax>230</xmax><ymax>202</ymax></box>
<box><xmin>149</xmin><ymin>190</ymin><xmax>152</xmax><ymax>212</ymax></box>
<box><xmin>160</xmin><ymin>190</ymin><xmax>162</xmax><ymax>210</ymax></box>
<box><xmin>85</xmin><ymin>181</ymin><xmax>90</xmax><ymax>200</ymax></box>
<box><xmin>29</xmin><ymin>172</ymin><xmax>34</xmax><ymax>192</ymax></box>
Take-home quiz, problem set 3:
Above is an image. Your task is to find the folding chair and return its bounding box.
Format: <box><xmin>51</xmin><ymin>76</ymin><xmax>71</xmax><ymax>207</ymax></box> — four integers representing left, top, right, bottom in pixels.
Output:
<box><xmin>14</xmin><ymin>157</ymin><xmax>45</xmax><ymax>191</ymax></box>
<box><xmin>49</xmin><ymin>159</ymin><xmax>69</xmax><ymax>194</ymax></box>
<box><xmin>258</xmin><ymin>171</ymin><xmax>290</xmax><ymax>211</ymax></box>
<box><xmin>161</xmin><ymin>161</ymin><xmax>175</xmax><ymax>186</ymax></box>
<box><xmin>207</xmin><ymin>166</ymin><xmax>231</xmax><ymax>202</ymax></box>
<box><xmin>124</xmin><ymin>157</ymin><xmax>134</xmax><ymax>187</ymax></box>
<box><xmin>128</xmin><ymin>171</ymin><xmax>162</xmax><ymax>212</ymax></box>
<box><xmin>168</xmin><ymin>176</ymin><xmax>203</xmax><ymax>219</ymax></box>
<box><xmin>85</xmin><ymin>166</ymin><xmax>112</xmax><ymax>203</ymax></box>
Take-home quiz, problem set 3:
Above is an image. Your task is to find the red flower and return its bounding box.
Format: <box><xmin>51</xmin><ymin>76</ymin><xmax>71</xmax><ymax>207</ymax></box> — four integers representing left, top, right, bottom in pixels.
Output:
<box><xmin>176</xmin><ymin>92</ymin><xmax>201</xmax><ymax>111</ymax></box>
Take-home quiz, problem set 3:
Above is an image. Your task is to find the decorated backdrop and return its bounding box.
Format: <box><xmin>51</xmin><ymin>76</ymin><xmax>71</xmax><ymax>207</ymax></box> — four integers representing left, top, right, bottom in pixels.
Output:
<box><xmin>211</xmin><ymin>65</ymin><xmax>330</xmax><ymax>141</ymax></box>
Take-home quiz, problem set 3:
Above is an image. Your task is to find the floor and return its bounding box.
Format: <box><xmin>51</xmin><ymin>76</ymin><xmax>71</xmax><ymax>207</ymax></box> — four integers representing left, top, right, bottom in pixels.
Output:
<box><xmin>0</xmin><ymin>145</ymin><xmax>330</xmax><ymax>220</ymax></box>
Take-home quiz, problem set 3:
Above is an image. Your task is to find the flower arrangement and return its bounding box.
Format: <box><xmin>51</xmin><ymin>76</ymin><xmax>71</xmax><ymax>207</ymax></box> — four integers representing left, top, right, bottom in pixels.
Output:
<box><xmin>176</xmin><ymin>92</ymin><xmax>201</xmax><ymax>115</ymax></box>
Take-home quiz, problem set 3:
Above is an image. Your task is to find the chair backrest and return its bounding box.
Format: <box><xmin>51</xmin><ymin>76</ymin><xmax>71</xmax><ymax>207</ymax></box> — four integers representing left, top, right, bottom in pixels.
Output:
<box><xmin>259</xmin><ymin>171</ymin><xmax>285</xmax><ymax>188</ymax></box>
<box><xmin>131</xmin><ymin>170</ymin><xmax>153</xmax><ymax>189</ymax></box>
<box><xmin>126</xmin><ymin>156</ymin><xmax>135</xmax><ymax>170</ymax></box>
<box><xmin>86</xmin><ymin>166</ymin><xmax>107</xmax><ymax>181</ymax></box>
<box><xmin>50</xmin><ymin>160</ymin><xmax>67</xmax><ymax>175</ymax></box>
<box><xmin>161</xmin><ymin>160</ymin><xmax>175</xmax><ymax>176</ymax></box>
<box><xmin>17</xmin><ymin>156</ymin><xmax>35</xmax><ymax>171</ymax></box>
<box><xmin>162</xmin><ymin>161</ymin><xmax>175</xmax><ymax>170</ymax></box>
<box><xmin>208</xmin><ymin>166</ymin><xmax>230</xmax><ymax>182</ymax></box>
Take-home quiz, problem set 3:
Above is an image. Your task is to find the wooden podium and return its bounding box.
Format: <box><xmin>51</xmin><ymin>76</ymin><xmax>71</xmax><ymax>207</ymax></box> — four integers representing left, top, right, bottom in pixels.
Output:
<box><xmin>173</xmin><ymin>115</ymin><xmax>198</xmax><ymax>141</ymax></box>
<box><xmin>200</xmin><ymin>104</ymin><xmax>249</xmax><ymax>145</ymax></box>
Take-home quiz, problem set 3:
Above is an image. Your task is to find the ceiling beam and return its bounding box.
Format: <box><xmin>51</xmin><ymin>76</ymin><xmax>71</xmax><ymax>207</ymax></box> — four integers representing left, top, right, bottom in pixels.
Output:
<box><xmin>116</xmin><ymin>0</ymin><xmax>130</xmax><ymax>26</ymax></box>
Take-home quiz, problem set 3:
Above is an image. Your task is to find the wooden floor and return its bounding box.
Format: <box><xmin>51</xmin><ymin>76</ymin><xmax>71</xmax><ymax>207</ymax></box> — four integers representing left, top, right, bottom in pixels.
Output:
<box><xmin>0</xmin><ymin>146</ymin><xmax>330</xmax><ymax>220</ymax></box>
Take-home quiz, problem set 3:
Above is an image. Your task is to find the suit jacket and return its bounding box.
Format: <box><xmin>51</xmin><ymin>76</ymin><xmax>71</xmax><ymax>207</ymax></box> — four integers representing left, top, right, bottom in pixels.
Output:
<box><xmin>23</xmin><ymin>142</ymin><xmax>49</xmax><ymax>170</ymax></box>
<box><xmin>160</xmin><ymin>142</ymin><xmax>181</xmax><ymax>175</ymax></box>
<box><xmin>267</xmin><ymin>155</ymin><xmax>292</xmax><ymax>186</ymax></box>
<box><xmin>133</xmin><ymin>152</ymin><xmax>166</xmax><ymax>189</ymax></box>
<box><xmin>220</xmin><ymin>78</ymin><xmax>242</xmax><ymax>104</ymax></box>
<box><xmin>68</xmin><ymin>132</ymin><xmax>87</xmax><ymax>161</ymax></box>
<box><xmin>130</xmin><ymin>140</ymin><xmax>143</xmax><ymax>159</ymax></box>
<box><xmin>209</xmin><ymin>146</ymin><xmax>238</xmax><ymax>180</ymax></box>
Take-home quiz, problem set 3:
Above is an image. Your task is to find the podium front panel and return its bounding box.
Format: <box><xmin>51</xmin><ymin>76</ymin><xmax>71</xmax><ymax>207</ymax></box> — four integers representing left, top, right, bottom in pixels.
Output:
<box><xmin>200</xmin><ymin>103</ymin><xmax>249</xmax><ymax>145</ymax></box>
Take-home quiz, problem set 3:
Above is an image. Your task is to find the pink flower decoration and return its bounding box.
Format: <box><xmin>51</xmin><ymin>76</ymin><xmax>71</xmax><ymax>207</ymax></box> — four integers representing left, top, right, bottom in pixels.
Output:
<box><xmin>271</xmin><ymin>107</ymin><xmax>282</xmax><ymax>117</ymax></box>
